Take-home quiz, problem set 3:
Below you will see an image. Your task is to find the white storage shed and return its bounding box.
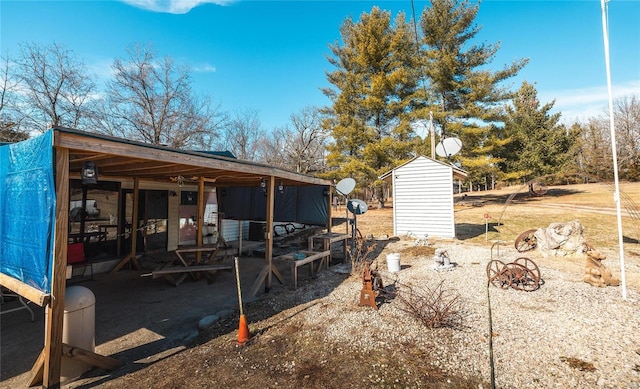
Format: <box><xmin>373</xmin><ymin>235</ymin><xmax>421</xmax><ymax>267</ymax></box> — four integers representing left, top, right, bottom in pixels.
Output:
<box><xmin>380</xmin><ymin>156</ymin><xmax>467</xmax><ymax>239</ymax></box>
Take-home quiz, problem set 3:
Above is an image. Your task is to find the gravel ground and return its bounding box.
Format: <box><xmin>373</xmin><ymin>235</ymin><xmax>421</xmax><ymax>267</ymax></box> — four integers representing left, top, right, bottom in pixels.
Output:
<box><xmin>46</xmin><ymin>236</ymin><xmax>640</xmax><ymax>389</ymax></box>
<box><xmin>284</xmin><ymin>238</ymin><xmax>640</xmax><ymax>389</ymax></box>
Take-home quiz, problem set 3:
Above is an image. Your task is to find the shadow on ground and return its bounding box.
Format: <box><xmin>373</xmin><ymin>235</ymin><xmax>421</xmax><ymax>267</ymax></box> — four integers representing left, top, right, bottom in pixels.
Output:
<box><xmin>455</xmin><ymin>187</ymin><xmax>584</xmax><ymax>206</ymax></box>
<box><xmin>455</xmin><ymin>222</ymin><xmax>502</xmax><ymax>241</ymax></box>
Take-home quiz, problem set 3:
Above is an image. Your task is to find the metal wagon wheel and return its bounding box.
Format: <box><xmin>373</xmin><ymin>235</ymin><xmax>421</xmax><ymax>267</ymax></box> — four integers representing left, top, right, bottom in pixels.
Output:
<box><xmin>514</xmin><ymin>229</ymin><xmax>538</xmax><ymax>252</ymax></box>
<box><xmin>513</xmin><ymin>257</ymin><xmax>541</xmax><ymax>285</ymax></box>
<box><xmin>504</xmin><ymin>263</ymin><xmax>540</xmax><ymax>291</ymax></box>
<box><xmin>486</xmin><ymin>260</ymin><xmax>510</xmax><ymax>289</ymax></box>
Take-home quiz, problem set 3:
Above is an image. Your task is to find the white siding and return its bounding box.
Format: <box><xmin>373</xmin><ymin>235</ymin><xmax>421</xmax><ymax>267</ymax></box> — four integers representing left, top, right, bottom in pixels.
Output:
<box><xmin>392</xmin><ymin>156</ymin><xmax>456</xmax><ymax>238</ymax></box>
<box><xmin>221</xmin><ymin>219</ymin><xmax>249</xmax><ymax>242</ymax></box>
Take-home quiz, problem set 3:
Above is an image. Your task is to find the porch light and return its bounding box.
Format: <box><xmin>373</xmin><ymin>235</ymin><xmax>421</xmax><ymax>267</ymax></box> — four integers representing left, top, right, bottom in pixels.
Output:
<box><xmin>260</xmin><ymin>178</ymin><xmax>267</xmax><ymax>194</ymax></box>
<box><xmin>81</xmin><ymin>161</ymin><xmax>98</xmax><ymax>185</ymax></box>
<box><xmin>278</xmin><ymin>181</ymin><xmax>284</xmax><ymax>194</ymax></box>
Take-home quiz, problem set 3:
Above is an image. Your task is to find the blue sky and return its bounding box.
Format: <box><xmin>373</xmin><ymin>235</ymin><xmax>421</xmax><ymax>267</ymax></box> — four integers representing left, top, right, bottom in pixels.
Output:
<box><xmin>1</xmin><ymin>0</ymin><xmax>638</xmax><ymax>131</ymax></box>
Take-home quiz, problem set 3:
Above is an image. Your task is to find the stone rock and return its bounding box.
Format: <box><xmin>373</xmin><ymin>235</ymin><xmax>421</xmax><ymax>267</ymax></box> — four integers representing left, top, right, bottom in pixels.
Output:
<box><xmin>198</xmin><ymin>314</ymin><xmax>220</xmax><ymax>331</ymax></box>
<box><xmin>534</xmin><ymin>220</ymin><xmax>586</xmax><ymax>257</ymax></box>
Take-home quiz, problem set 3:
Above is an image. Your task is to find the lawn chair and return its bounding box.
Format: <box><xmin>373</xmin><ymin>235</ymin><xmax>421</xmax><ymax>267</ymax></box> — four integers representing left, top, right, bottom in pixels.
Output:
<box><xmin>67</xmin><ymin>242</ymin><xmax>93</xmax><ymax>280</ymax></box>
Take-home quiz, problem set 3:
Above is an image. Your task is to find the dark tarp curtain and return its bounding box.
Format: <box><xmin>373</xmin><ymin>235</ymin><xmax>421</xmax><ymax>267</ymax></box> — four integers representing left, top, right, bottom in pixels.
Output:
<box><xmin>0</xmin><ymin>131</ymin><xmax>55</xmax><ymax>294</ymax></box>
<box><xmin>217</xmin><ymin>185</ymin><xmax>328</xmax><ymax>226</ymax></box>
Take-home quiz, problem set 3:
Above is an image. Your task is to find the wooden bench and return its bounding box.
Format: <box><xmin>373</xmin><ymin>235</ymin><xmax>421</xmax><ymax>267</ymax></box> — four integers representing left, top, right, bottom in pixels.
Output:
<box><xmin>275</xmin><ymin>250</ymin><xmax>331</xmax><ymax>289</ymax></box>
<box><xmin>143</xmin><ymin>264</ymin><xmax>233</xmax><ymax>287</ymax></box>
<box><xmin>308</xmin><ymin>233</ymin><xmax>349</xmax><ymax>264</ymax></box>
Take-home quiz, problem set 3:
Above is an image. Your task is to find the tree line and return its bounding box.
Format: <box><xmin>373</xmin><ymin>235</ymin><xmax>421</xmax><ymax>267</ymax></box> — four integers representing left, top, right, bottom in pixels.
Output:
<box><xmin>0</xmin><ymin>41</ymin><xmax>326</xmax><ymax>175</ymax></box>
<box><xmin>1</xmin><ymin>0</ymin><xmax>638</xmax><ymax>197</ymax></box>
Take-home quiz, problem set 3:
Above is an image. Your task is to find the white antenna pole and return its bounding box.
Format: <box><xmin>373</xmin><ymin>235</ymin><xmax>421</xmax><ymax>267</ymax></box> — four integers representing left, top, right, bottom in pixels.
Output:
<box><xmin>601</xmin><ymin>0</ymin><xmax>627</xmax><ymax>300</ymax></box>
<box><xmin>429</xmin><ymin>111</ymin><xmax>435</xmax><ymax>159</ymax></box>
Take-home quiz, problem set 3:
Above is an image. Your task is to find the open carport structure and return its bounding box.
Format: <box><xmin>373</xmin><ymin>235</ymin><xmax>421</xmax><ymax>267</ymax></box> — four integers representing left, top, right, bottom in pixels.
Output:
<box><xmin>0</xmin><ymin>126</ymin><xmax>333</xmax><ymax>387</ymax></box>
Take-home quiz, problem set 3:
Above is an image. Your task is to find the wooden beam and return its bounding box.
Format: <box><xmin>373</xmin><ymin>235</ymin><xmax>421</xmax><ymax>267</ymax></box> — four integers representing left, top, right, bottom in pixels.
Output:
<box><xmin>27</xmin><ymin>349</ymin><xmax>45</xmax><ymax>387</ymax></box>
<box><xmin>327</xmin><ymin>187</ymin><xmax>332</xmax><ymax>233</ymax></box>
<box><xmin>249</xmin><ymin>265</ymin><xmax>270</xmax><ymax>297</ymax></box>
<box><xmin>249</xmin><ymin>264</ymin><xmax>284</xmax><ymax>297</ymax></box>
<box><xmin>55</xmin><ymin>130</ymin><xmax>331</xmax><ymax>186</ymax></box>
<box><xmin>265</xmin><ymin>176</ymin><xmax>275</xmax><ymax>289</ymax></box>
<box><xmin>196</xmin><ymin>176</ymin><xmax>205</xmax><ymax>264</ymax></box>
<box><xmin>131</xmin><ymin>179</ymin><xmax>141</xmax><ymax>270</ymax></box>
<box><xmin>61</xmin><ymin>343</ymin><xmax>122</xmax><ymax>371</ymax></box>
<box><xmin>43</xmin><ymin>146</ymin><xmax>70</xmax><ymax>387</ymax></box>
<box><xmin>249</xmin><ymin>176</ymin><xmax>281</xmax><ymax>296</ymax></box>
<box><xmin>111</xmin><ymin>178</ymin><xmax>141</xmax><ymax>272</ymax></box>
<box><xmin>0</xmin><ymin>273</ymin><xmax>49</xmax><ymax>307</ymax></box>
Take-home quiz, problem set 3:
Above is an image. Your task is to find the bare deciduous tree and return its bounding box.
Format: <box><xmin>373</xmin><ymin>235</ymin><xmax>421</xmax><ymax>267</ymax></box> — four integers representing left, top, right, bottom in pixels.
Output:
<box><xmin>100</xmin><ymin>43</ymin><xmax>223</xmax><ymax>148</ymax></box>
<box><xmin>613</xmin><ymin>95</ymin><xmax>640</xmax><ymax>179</ymax></box>
<box><xmin>0</xmin><ymin>52</ymin><xmax>28</xmax><ymax>142</ymax></box>
<box><xmin>258</xmin><ymin>106</ymin><xmax>328</xmax><ymax>173</ymax></box>
<box><xmin>13</xmin><ymin>42</ymin><xmax>96</xmax><ymax>133</ymax></box>
<box><xmin>222</xmin><ymin>108</ymin><xmax>264</xmax><ymax>161</ymax></box>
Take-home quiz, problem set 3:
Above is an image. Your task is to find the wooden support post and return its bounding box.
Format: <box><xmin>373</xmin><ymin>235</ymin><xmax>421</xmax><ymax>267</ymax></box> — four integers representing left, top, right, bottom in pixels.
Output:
<box><xmin>327</xmin><ymin>186</ymin><xmax>332</xmax><ymax>233</ymax></box>
<box><xmin>238</xmin><ymin>220</ymin><xmax>243</xmax><ymax>256</ymax></box>
<box><xmin>111</xmin><ymin>178</ymin><xmax>141</xmax><ymax>272</ymax></box>
<box><xmin>249</xmin><ymin>176</ymin><xmax>283</xmax><ymax>296</ymax></box>
<box><xmin>265</xmin><ymin>176</ymin><xmax>274</xmax><ymax>289</ymax></box>
<box><xmin>249</xmin><ymin>264</ymin><xmax>284</xmax><ymax>297</ymax></box>
<box><xmin>43</xmin><ymin>146</ymin><xmax>69</xmax><ymax>387</ymax></box>
<box><xmin>196</xmin><ymin>177</ymin><xmax>205</xmax><ymax>264</ymax></box>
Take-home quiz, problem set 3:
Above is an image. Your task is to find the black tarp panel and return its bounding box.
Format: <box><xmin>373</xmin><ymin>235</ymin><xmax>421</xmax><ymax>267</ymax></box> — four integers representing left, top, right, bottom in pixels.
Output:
<box><xmin>217</xmin><ymin>185</ymin><xmax>328</xmax><ymax>226</ymax></box>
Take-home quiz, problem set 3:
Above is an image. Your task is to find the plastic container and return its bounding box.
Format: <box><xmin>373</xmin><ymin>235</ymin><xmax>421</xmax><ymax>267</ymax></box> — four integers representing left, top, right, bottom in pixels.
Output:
<box><xmin>386</xmin><ymin>253</ymin><xmax>401</xmax><ymax>272</ymax></box>
<box><xmin>62</xmin><ymin>286</ymin><xmax>96</xmax><ymax>383</ymax></box>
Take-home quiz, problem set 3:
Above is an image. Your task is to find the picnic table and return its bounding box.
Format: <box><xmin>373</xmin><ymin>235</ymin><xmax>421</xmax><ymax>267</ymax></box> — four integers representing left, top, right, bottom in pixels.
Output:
<box><xmin>68</xmin><ymin>231</ymin><xmax>107</xmax><ymax>243</ymax></box>
<box><xmin>274</xmin><ymin>250</ymin><xmax>331</xmax><ymax>289</ymax></box>
<box><xmin>144</xmin><ymin>245</ymin><xmax>237</xmax><ymax>286</ymax></box>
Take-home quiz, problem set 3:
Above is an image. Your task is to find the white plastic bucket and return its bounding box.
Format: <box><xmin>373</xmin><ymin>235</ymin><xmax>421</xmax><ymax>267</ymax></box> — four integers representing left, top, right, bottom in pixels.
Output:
<box><xmin>386</xmin><ymin>253</ymin><xmax>401</xmax><ymax>272</ymax></box>
<box><xmin>45</xmin><ymin>286</ymin><xmax>96</xmax><ymax>384</ymax></box>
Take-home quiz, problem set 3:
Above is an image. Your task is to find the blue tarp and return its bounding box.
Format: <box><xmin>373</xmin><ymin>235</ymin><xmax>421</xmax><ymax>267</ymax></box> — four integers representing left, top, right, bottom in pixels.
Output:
<box><xmin>0</xmin><ymin>131</ymin><xmax>55</xmax><ymax>294</ymax></box>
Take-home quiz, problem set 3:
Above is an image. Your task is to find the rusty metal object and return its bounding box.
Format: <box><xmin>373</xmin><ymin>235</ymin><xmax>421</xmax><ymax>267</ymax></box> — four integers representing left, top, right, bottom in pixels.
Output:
<box><xmin>359</xmin><ymin>261</ymin><xmax>383</xmax><ymax>310</ymax></box>
<box><xmin>486</xmin><ymin>258</ymin><xmax>541</xmax><ymax>292</ymax></box>
<box><xmin>529</xmin><ymin>181</ymin><xmax>548</xmax><ymax>196</ymax></box>
<box><xmin>514</xmin><ymin>229</ymin><xmax>538</xmax><ymax>252</ymax></box>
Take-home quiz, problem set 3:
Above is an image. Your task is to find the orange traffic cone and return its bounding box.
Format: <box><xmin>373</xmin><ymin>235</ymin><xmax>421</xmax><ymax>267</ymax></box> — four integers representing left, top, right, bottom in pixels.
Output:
<box><xmin>237</xmin><ymin>314</ymin><xmax>251</xmax><ymax>345</ymax></box>
<box><xmin>235</xmin><ymin>257</ymin><xmax>251</xmax><ymax>345</ymax></box>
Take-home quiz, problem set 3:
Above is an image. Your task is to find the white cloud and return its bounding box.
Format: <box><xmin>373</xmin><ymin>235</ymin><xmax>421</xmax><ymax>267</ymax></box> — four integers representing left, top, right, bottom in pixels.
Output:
<box><xmin>121</xmin><ymin>0</ymin><xmax>233</xmax><ymax>14</ymax></box>
<box><xmin>540</xmin><ymin>80</ymin><xmax>640</xmax><ymax>124</ymax></box>
<box><xmin>87</xmin><ymin>58</ymin><xmax>116</xmax><ymax>82</ymax></box>
<box><xmin>193</xmin><ymin>63</ymin><xmax>217</xmax><ymax>73</ymax></box>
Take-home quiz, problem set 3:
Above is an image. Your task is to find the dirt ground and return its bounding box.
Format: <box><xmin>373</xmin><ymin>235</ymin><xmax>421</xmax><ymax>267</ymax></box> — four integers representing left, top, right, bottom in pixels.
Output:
<box><xmin>1</xmin><ymin>182</ymin><xmax>638</xmax><ymax>388</ymax></box>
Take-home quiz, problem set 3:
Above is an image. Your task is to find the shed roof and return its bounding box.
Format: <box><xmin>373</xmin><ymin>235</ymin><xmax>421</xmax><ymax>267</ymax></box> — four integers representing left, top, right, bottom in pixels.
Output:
<box><xmin>54</xmin><ymin>126</ymin><xmax>330</xmax><ymax>188</ymax></box>
<box><xmin>379</xmin><ymin>155</ymin><xmax>468</xmax><ymax>181</ymax></box>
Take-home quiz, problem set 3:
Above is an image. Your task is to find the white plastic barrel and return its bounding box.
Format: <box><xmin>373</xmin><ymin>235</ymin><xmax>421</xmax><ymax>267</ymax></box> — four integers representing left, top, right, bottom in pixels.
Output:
<box><xmin>386</xmin><ymin>253</ymin><xmax>401</xmax><ymax>272</ymax></box>
<box><xmin>61</xmin><ymin>285</ymin><xmax>96</xmax><ymax>383</ymax></box>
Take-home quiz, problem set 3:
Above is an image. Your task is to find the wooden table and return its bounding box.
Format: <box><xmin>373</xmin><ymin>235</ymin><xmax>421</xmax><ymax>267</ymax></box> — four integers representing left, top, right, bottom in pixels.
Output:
<box><xmin>308</xmin><ymin>233</ymin><xmax>349</xmax><ymax>264</ymax></box>
<box><xmin>275</xmin><ymin>250</ymin><xmax>331</xmax><ymax>289</ymax></box>
<box><xmin>68</xmin><ymin>231</ymin><xmax>107</xmax><ymax>243</ymax></box>
<box><xmin>144</xmin><ymin>246</ymin><xmax>236</xmax><ymax>286</ymax></box>
<box><xmin>174</xmin><ymin>246</ymin><xmax>237</xmax><ymax>267</ymax></box>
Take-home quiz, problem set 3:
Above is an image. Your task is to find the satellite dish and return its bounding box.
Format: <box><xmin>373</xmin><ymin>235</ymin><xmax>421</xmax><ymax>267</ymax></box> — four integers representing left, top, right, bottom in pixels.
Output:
<box><xmin>347</xmin><ymin>199</ymin><xmax>368</xmax><ymax>215</ymax></box>
<box><xmin>335</xmin><ymin>178</ymin><xmax>356</xmax><ymax>196</ymax></box>
<box><xmin>435</xmin><ymin>137</ymin><xmax>462</xmax><ymax>158</ymax></box>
